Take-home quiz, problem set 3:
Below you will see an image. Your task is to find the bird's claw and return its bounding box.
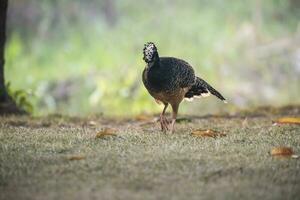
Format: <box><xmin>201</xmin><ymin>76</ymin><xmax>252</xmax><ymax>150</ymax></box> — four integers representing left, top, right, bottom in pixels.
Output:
<box><xmin>160</xmin><ymin>115</ymin><xmax>170</xmax><ymax>131</ymax></box>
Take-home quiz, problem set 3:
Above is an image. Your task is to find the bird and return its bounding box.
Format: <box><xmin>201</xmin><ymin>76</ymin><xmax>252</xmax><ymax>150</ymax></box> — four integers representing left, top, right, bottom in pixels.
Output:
<box><xmin>142</xmin><ymin>42</ymin><xmax>227</xmax><ymax>133</ymax></box>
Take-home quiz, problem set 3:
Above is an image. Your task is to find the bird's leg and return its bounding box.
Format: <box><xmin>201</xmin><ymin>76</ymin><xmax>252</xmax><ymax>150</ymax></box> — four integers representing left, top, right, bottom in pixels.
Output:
<box><xmin>170</xmin><ymin>103</ymin><xmax>179</xmax><ymax>133</ymax></box>
<box><xmin>160</xmin><ymin>103</ymin><xmax>169</xmax><ymax>131</ymax></box>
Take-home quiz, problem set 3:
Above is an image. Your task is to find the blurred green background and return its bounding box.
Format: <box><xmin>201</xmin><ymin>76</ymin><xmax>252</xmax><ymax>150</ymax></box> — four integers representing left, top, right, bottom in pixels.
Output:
<box><xmin>5</xmin><ymin>0</ymin><xmax>300</xmax><ymax>116</ymax></box>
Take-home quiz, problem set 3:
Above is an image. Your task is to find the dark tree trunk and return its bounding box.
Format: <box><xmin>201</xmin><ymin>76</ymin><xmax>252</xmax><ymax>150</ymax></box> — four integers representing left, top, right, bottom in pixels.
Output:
<box><xmin>0</xmin><ymin>0</ymin><xmax>8</xmax><ymax>102</ymax></box>
<box><xmin>0</xmin><ymin>0</ymin><xmax>25</xmax><ymax>114</ymax></box>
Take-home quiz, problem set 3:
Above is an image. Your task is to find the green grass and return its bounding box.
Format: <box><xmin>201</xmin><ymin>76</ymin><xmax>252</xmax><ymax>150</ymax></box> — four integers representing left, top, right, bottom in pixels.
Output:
<box><xmin>1</xmin><ymin>108</ymin><xmax>300</xmax><ymax>199</ymax></box>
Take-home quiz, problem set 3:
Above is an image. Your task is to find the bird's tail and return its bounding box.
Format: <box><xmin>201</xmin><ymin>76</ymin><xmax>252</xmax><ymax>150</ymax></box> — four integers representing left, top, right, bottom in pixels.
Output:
<box><xmin>185</xmin><ymin>77</ymin><xmax>227</xmax><ymax>103</ymax></box>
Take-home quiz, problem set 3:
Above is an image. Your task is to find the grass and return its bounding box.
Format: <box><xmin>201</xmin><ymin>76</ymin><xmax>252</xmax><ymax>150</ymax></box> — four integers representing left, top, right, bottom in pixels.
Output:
<box><xmin>0</xmin><ymin>107</ymin><xmax>300</xmax><ymax>200</ymax></box>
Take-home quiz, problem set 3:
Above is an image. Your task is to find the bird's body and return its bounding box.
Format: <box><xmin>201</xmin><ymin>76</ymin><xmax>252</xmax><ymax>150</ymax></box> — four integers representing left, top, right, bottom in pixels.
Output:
<box><xmin>142</xmin><ymin>42</ymin><xmax>226</xmax><ymax>132</ymax></box>
<box><xmin>142</xmin><ymin>57</ymin><xmax>194</xmax><ymax>104</ymax></box>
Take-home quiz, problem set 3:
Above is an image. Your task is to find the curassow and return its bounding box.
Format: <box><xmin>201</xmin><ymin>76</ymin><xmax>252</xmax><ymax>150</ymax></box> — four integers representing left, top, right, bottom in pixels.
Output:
<box><xmin>142</xmin><ymin>42</ymin><xmax>227</xmax><ymax>133</ymax></box>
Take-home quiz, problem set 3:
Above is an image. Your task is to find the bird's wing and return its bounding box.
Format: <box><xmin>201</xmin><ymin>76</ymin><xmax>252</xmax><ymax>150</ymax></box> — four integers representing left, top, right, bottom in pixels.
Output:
<box><xmin>160</xmin><ymin>57</ymin><xmax>195</xmax><ymax>89</ymax></box>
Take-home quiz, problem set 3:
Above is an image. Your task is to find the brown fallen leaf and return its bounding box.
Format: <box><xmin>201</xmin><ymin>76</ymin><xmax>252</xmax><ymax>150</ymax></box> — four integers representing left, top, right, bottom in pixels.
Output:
<box><xmin>95</xmin><ymin>128</ymin><xmax>117</xmax><ymax>138</ymax></box>
<box><xmin>273</xmin><ymin>117</ymin><xmax>300</xmax><ymax>125</ymax></box>
<box><xmin>191</xmin><ymin>129</ymin><xmax>226</xmax><ymax>138</ymax></box>
<box><xmin>68</xmin><ymin>156</ymin><xmax>85</xmax><ymax>161</ymax></box>
<box><xmin>88</xmin><ymin>120</ymin><xmax>97</xmax><ymax>126</ymax></box>
<box><xmin>271</xmin><ymin>147</ymin><xmax>294</xmax><ymax>157</ymax></box>
<box><xmin>135</xmin><ymin>114</ymin><xmax>154</xmax><ymax>121</ymax></box>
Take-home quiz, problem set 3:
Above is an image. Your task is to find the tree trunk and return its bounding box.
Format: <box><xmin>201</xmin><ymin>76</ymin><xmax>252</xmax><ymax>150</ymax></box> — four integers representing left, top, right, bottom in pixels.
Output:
<box><xmin>0</xmin><ymin>0</ymin><xmax>25</xmax><ymax>114</ymax></box>
<box><xmin>0</xmin><ymin>0</ymin><xmax>8</xmax><ymax>102</ymax></box>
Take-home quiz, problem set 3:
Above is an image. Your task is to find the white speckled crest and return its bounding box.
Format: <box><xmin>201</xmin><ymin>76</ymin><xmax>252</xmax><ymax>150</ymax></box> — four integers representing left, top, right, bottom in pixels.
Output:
<box><xmin>143</xmin><ymin>42</ymin><xmax>157</xmax><ymax>63</ymax></box>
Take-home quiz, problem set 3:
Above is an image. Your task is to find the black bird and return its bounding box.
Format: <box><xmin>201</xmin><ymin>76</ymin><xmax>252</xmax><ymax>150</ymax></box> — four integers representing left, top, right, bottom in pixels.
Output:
<box><xmin>142</xmin><ymin>42</ymin><xmax>227</xmax><ymax>133</ymax></box>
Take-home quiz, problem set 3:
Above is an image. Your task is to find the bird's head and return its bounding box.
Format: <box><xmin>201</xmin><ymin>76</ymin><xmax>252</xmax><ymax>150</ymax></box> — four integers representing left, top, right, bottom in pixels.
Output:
<box><xmin>143</xmin><ymin>42</ymin><xmax>159</xmax><ymax>63</ymax></box>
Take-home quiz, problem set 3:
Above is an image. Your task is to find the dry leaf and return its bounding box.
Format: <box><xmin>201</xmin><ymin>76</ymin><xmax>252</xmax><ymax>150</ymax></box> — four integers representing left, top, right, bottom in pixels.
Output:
<box><xmin>88</xmin><ymin>121</ymin><xmax>97</xmax><ymax>126</ymax></box>
<box><xmin>191</xmin><ymin>129</ymin><xmax>226</xmax><ymax>138</ymax></box>
<box><xmin>273</xmin><ymin>117</ymin><xmax>300</xmax><ymax>125</ymax></box>
<box><xmin>95</xmin><ymin>128</ymin><xmax>117</xmax><ymax>138</ymax></box>
<box><xmin>68</xmin><ymin>156</ymin><xmax>85</xmax><ymax>161</ymax></box>
<box><xmin>271</xmin><ymin>147</ymin><xmax>294</xmax><ymax>157</ymax></box>
<box><xmin>135</xmin><ymin>114</ymin><xmax>154</xmax><ymax>121</ymax></box>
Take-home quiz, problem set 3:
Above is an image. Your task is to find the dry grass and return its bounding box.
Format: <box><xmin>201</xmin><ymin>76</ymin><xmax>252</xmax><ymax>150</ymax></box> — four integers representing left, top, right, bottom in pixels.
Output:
<box><xmin>0</xmin><ymin>109</ymin><xmax>300</xmax><ymax>200</ymax></box>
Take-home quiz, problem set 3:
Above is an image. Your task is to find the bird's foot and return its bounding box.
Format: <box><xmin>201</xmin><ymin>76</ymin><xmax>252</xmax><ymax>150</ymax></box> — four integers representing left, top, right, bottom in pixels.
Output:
<box><xmin>160</xmin><ymin>115</ymin><xmax>170</xmax><ymax>131</ymax></box>
<box><xmin>170</xmin><ymin>119</ymin><xmax>176</xmax><ymax>133</ymax></box>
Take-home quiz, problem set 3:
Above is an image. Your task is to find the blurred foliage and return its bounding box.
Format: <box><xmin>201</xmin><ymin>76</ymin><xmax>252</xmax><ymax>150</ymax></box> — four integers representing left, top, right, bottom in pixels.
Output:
<box><xmin>6</xmin><ymin>82</ymin><xmax>33</xmax><ymax>113</ymax></box>
<box><xmin>5</xmin><ymin>0</ymin><xmax>300</xmax><ymax>116</ymax></box>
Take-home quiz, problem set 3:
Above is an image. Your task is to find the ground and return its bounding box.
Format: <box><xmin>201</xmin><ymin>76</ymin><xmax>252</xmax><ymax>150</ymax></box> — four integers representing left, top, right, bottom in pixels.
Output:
<box><xmin>0</xmin><ymin>106</ymin><xmax>300</xmax><ymax>200</ymax></box>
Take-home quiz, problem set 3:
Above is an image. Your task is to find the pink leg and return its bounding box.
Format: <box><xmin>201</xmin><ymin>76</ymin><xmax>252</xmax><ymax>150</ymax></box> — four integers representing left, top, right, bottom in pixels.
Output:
<box><xmin>170</xmin><ymin>103</ymin><xmax>179</xmax><ymax>133</ymax></box>
<box><xmin>160</xmin><ymin>103</ymin><xmax>169</xmax><ymax>131</ymax></box>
